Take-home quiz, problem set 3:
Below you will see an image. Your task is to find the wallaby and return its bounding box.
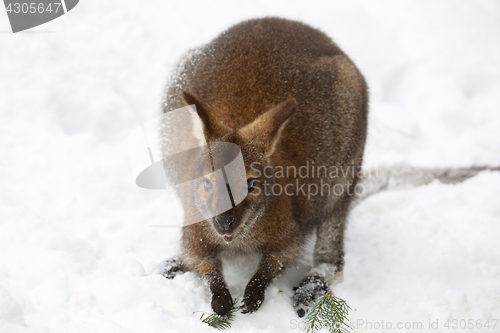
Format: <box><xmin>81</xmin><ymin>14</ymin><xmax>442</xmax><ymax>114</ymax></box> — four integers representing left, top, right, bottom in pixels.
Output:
<box><xmin>159</xmin><ymin>17</ymin><xmax>498</xmax><ymax>317</ymax></box>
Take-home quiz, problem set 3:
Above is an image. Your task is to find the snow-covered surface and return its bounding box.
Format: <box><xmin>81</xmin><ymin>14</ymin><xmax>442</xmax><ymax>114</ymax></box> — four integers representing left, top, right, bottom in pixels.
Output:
<box><xmin>1</xmin><ymin>1</ymin><xmax>500</xmax><ymax>332</ymax></box>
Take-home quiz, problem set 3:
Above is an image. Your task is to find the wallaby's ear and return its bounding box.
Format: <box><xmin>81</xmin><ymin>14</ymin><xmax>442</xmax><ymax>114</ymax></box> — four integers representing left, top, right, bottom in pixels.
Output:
<box><xmin>182</xmin><ymin>90</ymin><xmax>216</xmax><ymax>136</ymax></box>
<box><xmin>238</xmin><ymin>98</ymin><xmax>297</xmax><ymax>156</ymax></box>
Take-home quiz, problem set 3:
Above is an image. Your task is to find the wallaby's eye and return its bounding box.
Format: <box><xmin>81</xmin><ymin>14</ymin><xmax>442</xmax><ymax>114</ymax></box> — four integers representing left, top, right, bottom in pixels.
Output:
<box><xmin>203</xmin><ymin>178</ymin><xmax>212</xmax><ymax>190</ymax></box>
<box><xmin>245</xmin><ymin>178</ymin><xmax>257</xmax><ymax>191</ymax></box>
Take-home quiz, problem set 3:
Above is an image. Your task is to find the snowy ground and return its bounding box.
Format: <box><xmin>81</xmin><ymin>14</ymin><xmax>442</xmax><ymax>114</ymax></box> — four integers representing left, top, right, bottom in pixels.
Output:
<box><xmin>1</xmin><ymin>1</ymin><xmax>500</xmax><ymax>332</ymax></box>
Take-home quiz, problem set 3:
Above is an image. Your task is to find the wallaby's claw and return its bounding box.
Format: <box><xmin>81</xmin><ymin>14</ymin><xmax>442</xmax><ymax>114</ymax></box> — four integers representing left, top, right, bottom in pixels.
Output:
<box><xmin>211</xmin><ymin>287</ymin><xmax>233</xmax><ymax>316</ymax></box>
<box><xmin>242</xmin><ymin>279</ymin><xmax>265</xmax><ymax>314</ymax></box>
<box><xmin>292</xmin><ymin>275</ymin><xmax>329</xmax><ymax>317</ymax></box>
<box><xmin>160</xmin><ymin>257</ymin><xmax>184</xmax><ymax>279</ymax></box>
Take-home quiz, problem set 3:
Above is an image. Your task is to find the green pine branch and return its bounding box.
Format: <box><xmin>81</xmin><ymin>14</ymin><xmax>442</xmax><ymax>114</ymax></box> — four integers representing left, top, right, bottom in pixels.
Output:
<box><xmin>199</xmin><ymin>298</ymin><xmax>242</xmax><ymax>330</ymax></box>
<box><xmin>304</xmin><ymin>291</ymin><xmax>351</xmax><ymax>333</ymax></box>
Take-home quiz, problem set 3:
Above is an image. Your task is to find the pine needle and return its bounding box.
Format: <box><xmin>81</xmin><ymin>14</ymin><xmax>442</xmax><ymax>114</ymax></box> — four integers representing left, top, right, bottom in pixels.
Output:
<box><xmin>304</xmin><ymin>291</ymin><xmax>351</xmax><ymax>333</ymax></box>
<box><xmin>199</xmin><ymin>298</ymin><xmax>242</xmax><ymax>330</ymax></box>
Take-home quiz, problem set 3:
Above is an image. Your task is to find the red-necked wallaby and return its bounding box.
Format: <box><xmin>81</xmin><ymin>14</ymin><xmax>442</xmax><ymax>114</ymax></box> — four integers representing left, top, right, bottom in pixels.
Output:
<box><xmin>159</xmin><ymin>17</ymin><xmax>498</xmax><ymax>317</ymax></box>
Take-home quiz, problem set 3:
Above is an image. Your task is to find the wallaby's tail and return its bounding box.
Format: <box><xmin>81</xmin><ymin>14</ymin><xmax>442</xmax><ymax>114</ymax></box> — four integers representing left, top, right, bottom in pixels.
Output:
<box><xmin>352</xmin><ymin>165</ymin><xmax>500</xmax><ymax>207</ymax></box>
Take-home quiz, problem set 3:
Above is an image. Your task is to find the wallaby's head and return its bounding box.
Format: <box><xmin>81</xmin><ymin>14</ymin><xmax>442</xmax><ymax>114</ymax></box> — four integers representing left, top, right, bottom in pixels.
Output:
<box><xmin>182</xmin><ymin>90</ymin><xmax>297</xmax><ymax>241</ymax></box>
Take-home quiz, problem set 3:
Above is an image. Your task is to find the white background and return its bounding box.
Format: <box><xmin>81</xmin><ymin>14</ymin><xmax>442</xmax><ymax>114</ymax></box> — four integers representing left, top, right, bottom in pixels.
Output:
<box><xmin>1</xmin><ymin>1</ymin><xmax>500</xmax><ymax>332</ymax></box>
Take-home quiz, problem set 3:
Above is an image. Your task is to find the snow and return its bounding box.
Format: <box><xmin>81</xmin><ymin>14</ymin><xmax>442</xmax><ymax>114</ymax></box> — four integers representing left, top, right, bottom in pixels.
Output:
<box><xmin>1</xmin><ymin>0</ymin><xmax>500</xmax><ymax>332</ymax></box>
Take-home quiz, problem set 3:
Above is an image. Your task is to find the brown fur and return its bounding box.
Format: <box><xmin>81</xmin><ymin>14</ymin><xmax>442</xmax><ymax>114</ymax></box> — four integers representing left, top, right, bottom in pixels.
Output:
<box><xmin>161</xmin><ymin>17</ymin><xmax>368</xmax><ymax>316</ymax></box>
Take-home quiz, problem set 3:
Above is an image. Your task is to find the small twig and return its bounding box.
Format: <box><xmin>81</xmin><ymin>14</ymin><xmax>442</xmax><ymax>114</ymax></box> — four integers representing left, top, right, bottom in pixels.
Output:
<box><xmin>304</xmin><ymin>291</ymin><xmax>351</xmax><ymax>333</ymax></box>
<box><xmin>310</xmin><ymin>290</ymin><xmax>331</xmax><ymax>331</ymax></box>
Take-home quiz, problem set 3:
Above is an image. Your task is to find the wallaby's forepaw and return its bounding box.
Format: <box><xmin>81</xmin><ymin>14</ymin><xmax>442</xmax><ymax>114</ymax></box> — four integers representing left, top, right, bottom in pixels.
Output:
<box><xmin>292</xmin><ymin>275</ymin><xmax>329</xmax><ymax>317</ymax></box>
<box><xmin>241</xmin><ymin>279</ymin><xmax>265</xmax><ymax>314</ymax></box>
<box><xmin>211</xmin><ymin>287</ymin><xmax>233</xmax><ymax>316</ymax></box>
<box><xmin>160</xmin><ymin>257</ymin><xmax>184</xmax><ymax>279</ymax></box>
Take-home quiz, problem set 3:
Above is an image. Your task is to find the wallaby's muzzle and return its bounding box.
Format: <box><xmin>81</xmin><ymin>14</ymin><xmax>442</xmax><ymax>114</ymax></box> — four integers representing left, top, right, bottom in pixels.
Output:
<box><xmin>213</xmin><ymin>212</ymin><xmax>237</xmax><ymax>240</ymax></box>
<box><xmin>215</xmin><ymin>215</ymin><xmax>234</xmax><ymax>231</ymax></box>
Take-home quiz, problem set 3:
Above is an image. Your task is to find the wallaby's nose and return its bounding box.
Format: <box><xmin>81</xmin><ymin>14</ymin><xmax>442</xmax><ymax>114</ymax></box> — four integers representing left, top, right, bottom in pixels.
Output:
<box><xmin>215</xmin><ymin>215</ymin><xmax>235</xmax><ymax>231</ymax></box>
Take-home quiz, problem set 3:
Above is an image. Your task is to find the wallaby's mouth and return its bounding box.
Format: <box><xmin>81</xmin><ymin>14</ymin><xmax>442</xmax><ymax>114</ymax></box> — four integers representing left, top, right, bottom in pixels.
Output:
<box><xmin>224</xmin><ymin>235</ymin><xmax>232</xmax><ymax>242</ymax></box>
